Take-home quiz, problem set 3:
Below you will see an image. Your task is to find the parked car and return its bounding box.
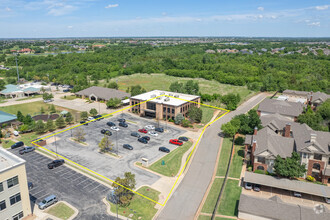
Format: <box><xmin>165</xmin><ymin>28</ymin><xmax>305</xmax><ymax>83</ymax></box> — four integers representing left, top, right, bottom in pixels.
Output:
<box><xmin>178</xmin><ymin>136</ymin><xmax>189</xmax><ymax>142</ymax></box>
<box><xmin>19</xmin><ymin>146</ymin><xmax>35</xmax><ymax>155</ymax></box>
<box><xmin>325</xmin><ymin>197</ymin><xmax>330</xmax><ymax>204</ymax></box>
<box><xmin>118</xmin><ymin>118</ymin><xmax>126</xmax><ymax>123</ymax></box>
<box><xmin>145</xmin><ymin>125</ymin><xmax>155</xmax><ymax>130</ymax></box>
<box><xmin>107</xmin><ymin>121</ymin><xmax>116</xmax><ymax>127</ymax></box>
<box><xmin>101</xmin><ymin>129</ymin><xmax>112</xmax><ymax>136</ymax></box>
<box><xmin>131</xmin><ymin>132</ymin><xmax>140</xmax><ymax>138</ymax></box>
<box><xmin>244</xmin><ymin>182</ymin><xmax>253</xmax><ymax>190</ymax></box>
<box><xmin>110</xmin><ymin>126</ymin><xmax>120</xmax><ymax>131</ymax></box>
<box><xmin>11</xmin><ymin>141</ymin><xmax>24</xmax><ymax>149</ymax></box>
<box><xmin>138</xmin><ymin>137</ymin><xmax>148</xmax><ymax>144</ymax></box>
<box><xmin>80</xmin><ymin>121</ymin><xmax>88</xmax><ymax>125</ymax></box>
<box><xmin>123</xmin><ymin>144</ymin><xmax>133</xmax><ymax>150</ymax></box>
<box><xmin>48</xmin><ymin>159</ymin><xmax>65</xmax><ymax>169</ymax></box>
<box><xmin>119</xmin><ymin>122</ymin><xmax>128</xmax><ymax>127</ymax></box>
<box><xmin>13</xmin><ymin>130</ymin><xmax>19</xmax><ymax>136</ymax></box>
<box><xmin>169</xmin><ymin>139</ymin><xmax>183</xmax><ymax>146</ymax></box>
<box><xmin>159</xmin><ymin>147</ymin><xmax>170</xmax><ymax>153</ymax></box>
<box><xmin>142</xmin><ymin>136</ymin><xmax>150</xmax><ymax>141</ymax></box>
<box><xmin>138</xmin><ymin>128</ymin><xmax>148</xmax><ymax>133</ymax></box>
<box><xmin>155</xmin><ymin>127</ymin><xmax>164</xmax><ymax>133</ymax></box>
<box><xmin>28</xmin><ymin>182</ymin><xmax>34</xmax><ymax>190</ymax></box>
<box><xmin>87</xmin><ymin>116</ymin><xmax>94</xmax><ymax>121</ymax></box>
<box><xmin>63</xmin><ymin>89</ymin><xmax>70</xmax><ymax>92</ymax></box>
<box><xmin>293</xmin><ymin>192</ymin><xmax>302</xmax><ymax>198</ymax></box>
<box><xmin>94</xmin><ymin>115</ymin><xmax>103</xmax><ymax>121</ymax></box>
<box><xmin>43</xmin><ymin>99</ymin><xmax>52</xmax><ymax>103</ymax></box>
<box><xmin>253</xmin><ymin>184</ymin><xmax>261</xmax><ymax>192</ymax></box>
<box><xmin>38</xmin><ymin>195</ymin><xmax>58</xmax><ymax>210</ymax></box>
<box><xmin>148</xmin><ymin>131</ymin><xmax>158</xmax><ymax>137</ymax></box>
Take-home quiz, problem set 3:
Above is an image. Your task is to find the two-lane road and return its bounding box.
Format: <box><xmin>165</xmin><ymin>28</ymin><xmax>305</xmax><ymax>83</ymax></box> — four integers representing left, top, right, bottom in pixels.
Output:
<box><xmin>157</xmin><ymin>93</ymin><xmax>268</xmax><ymax>220</ymax></box>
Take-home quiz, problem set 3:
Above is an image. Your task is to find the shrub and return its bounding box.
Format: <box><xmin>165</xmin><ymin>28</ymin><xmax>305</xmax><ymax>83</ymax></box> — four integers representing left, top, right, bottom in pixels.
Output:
<box><xmin>254</xmin><ymin>169</ymin><xmax>265</xmax><ymax>174</ymax></box>
<box><xmin>306</xmin><ymin>175</ymin><xmax>315</xmax><ymax>182</ymax></box>
<box><xmin>234</xmin><ymin>136</ymin><xmax>245</xmax><ymax>145</ymax></box>
<box><xmin>168</xmin><ymin>118</ymin><xmax>174</xmax><ymax>123</ymax></box>
<box><xmin>181</xmin><ymin>119</ymin><xmax>190</xmax><ymax>127</ymax></box>
<box><xmin>247</xmin><ymin>166</ymin><xmax>252</xmax><ymax>172</ymax></box>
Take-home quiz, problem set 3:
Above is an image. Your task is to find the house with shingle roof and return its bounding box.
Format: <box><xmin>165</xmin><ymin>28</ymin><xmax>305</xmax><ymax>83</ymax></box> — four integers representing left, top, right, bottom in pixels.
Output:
<box><xmin>282</xmin><ymin>89</ymin><xmax>329</xmax><ymax>107</ymax></box>
<box><xmin>75</xmin><ymin>86</ymin><xmax>130</xmax><ymax>102</ymax></box>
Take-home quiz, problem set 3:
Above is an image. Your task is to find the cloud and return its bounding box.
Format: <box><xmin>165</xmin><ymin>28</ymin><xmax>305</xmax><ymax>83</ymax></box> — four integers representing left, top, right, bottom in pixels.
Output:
<box><xmin>67</xmin><ymin>25</ymin><xmax>73</xmax><ymax>29</ymax></box>
<box><xmin>48</xmin><ymin>4</ymin><xmax>76</xmax><ymax>16</ymax></box>
<box><xmin>162</xmin><ymin>12</ymin><xmax>167</xmax><ymax>16</ymax></box>
<box><xmin>257</xmin><ymin>7</ymin><xmax>264</xmax><ymax>11</ymax></box>
<box><xmin>307</xmin><ymin>21</ymin><xmax>320</xmax><ymax>27</ymax></box>
<box><xmin>315</xmin><ymin>5</ymin><xmax>329</xmax><ymax>10</ymax></box>
<box><xmin>105</xmin><ymin>4</ymin><xmax>118</xmax><ymax>9</ymax></box>
<box><xmin>5</xmin><ymin>7</ymin><xmax>11</xmax><ymax>11</ymax></box>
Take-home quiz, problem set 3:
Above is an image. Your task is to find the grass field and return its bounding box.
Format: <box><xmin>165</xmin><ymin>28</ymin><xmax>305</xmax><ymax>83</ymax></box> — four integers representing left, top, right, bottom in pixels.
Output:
<box><xmin>1</xmin><ymin>139</ymin><xmax>16</xmax><ymax>149</ymax></box>
<box><xmin>217</xmin><ymin>179</ymin><xmax>242</xmax><ymax>216</ymax></box>
<box><xmin>201</xmin><ymin>106</ymin><xmax>215</xmax><ymax>125</ymax></box>
<box><xmin>109</xmin><ymin>186</ymin><xmax>160</xmax><ymax>220</ymax></box>
<box><xmin>46</xmin><ymin>202</ymin><xmax>75</xmax><ymax>220</ymax></box>
<box><xmin>228</xmin><ymin>145</ymin><xmax>244</xmax><ymax>179</ymax></box>
<box><xmin>107</xmin><ymin>73</ymin><xmax>254</xmax><ymax>102</ymax></box>
<box><xmin>198</xmin><ymin>215</ymin><xmax>234</xmax><ymax>220</ymax></box>
<box><xmin>15</xmin><ymin>94</ymin><xmax>42</xmax><ymax>101</ymax></box>
<box><xmin>149</xmin><ymin>141</ymin><xmax>193</xmax><ymax>177</ymax></box>
<box><xmin>60</xmin><ymin>95</ymin><xmax>77</xmax><ymax>100</ymax></box>
<box><xmin>201</xmin><ymin>178</ymin><xmax>224</xmax><ymax>214</ymax></box>
<box><xmin>18</xmin><ymin>132</ymin><xmax>39</xmax><ymax>145</ymax></box>
<box><xmin>216</xmin><ymin>138</ymin><xmax>233</xmax><ymax>177</ymax></box>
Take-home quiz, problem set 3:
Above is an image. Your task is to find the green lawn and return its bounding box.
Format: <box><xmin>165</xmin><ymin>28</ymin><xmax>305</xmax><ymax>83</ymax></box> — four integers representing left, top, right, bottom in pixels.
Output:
<box><xmin>1</xmin><ymin>139</ymin><xmax>16</xmax><ymax>149</ymax></box>
<box><xmin>109</xmin><ymin>186</ymin><xmax>160</xmax><ymax>220</ymax></box>
<box><xmin>201</xmin><ymin>106</ymin><xmax>215</xmax><ymax>125</ymax></box>
<box><xmin>217</xmin><ymin>179</ymin><xmax>242</xmax><ymax>217</ymax></box>
<box><xmin>46</xmin><ymin>202</ymin><xmax>75</xmax><ymax>220</ymax></box>
<box><xmin>201</xmin><ymin>178</ymin><xmax>224</xmax><ymax>213</ymax></box>
<box><xmin>149</xmin><ymin>141</ymin><xmax>193</xmax><ymax>177</ymax></box>
<box><xmin>216</xmin><ymin>138</ymin><xmax>233</xmax><ymax>177</ymax></box>
<box><xmin>15</xmin><ymin>94</ymin><xmax>42</xmax><ymax>101</ymax></box>
<box><xmin>228</xmin><ymin>145</ymin><xmax>244</xmax><ymax>179</ymax></box>
<box><xmin>60</xmin><ymin>95</ymin><xmax>77</xmax><ymax>100</ymax></box>
<box><xmin>198</xmin><ymin>215</ymin><xmax>233</xmax><ymax>220</ymax></box>
<box><xmin>107</xmin><ymin>73</ymin><xmax>254</xmax><ymax>101</ymax></box>
<box><xmin>18</xmin><ymin>133</ymin><xmax>39</xmax><ymax>145</ymax></box>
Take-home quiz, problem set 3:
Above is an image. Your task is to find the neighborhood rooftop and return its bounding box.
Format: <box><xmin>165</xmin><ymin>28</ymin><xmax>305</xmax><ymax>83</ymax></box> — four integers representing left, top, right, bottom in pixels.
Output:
<box><xmin>130</xmin><ymin>90</ymin><xmax>200</xmax><ymax>106</ymax></box>
<box><xmin>75</xmin><ymin>86</ymin><xmax>130</xmax><ymax>101</ymax></box>
<box><xmin>0</xmin><ymin>110</ymin><xmax>18</xmax><ymax>124</ymax></box>
<box><xmin>258</xmin><ymin>98</ymin><xmax>304</xmax><ymax>117</ymax></box>
<box><xmin>0</xmin><ymin>147</ymin><xmax>26</xmax><ymax>173</ymax></box>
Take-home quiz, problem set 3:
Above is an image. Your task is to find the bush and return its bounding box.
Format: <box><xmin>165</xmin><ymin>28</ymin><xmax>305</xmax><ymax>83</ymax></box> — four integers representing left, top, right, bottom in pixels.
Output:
<box><xmin>247</xmin><ymin>166</ymin><xmax>252</xmax><ymax>172</ymax></box>
<box><xmin>234</xmin><ymin>136</ymin><xmax>245</xmax><ymax>145</ymax></box>
<box><xmin>254</xmin><ymin>169</ymin><xmax>265</xmax><ymax>174</ymax></box>
<box><xmin>306</xmin><ymin>175</ymin><xmax>315</xmax><ymax>182</ymax></box>
<box><xmin>168</xmin><ymin>118</ymin><xmax>174</xmax><ymax>123</ymax></box>
<box><xmin>181</xmin><ymin>119</ymin><xmax>191</xmax><ymax>127</ymax></box>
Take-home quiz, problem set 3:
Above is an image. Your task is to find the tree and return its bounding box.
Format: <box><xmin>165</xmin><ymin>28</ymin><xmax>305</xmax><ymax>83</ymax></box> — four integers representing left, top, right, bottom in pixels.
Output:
<box><xmin>19</xmin><ymin>124</ymin><xmax>29</xmax><ymax>133</ymax></box>
<box><xmin>297</xmin><ymin>106</ymin><xmax>324</xmax><ymax>131</ymax></box>
<box><xmin>108</xmin><ymin>82</ymin><xmax>119</xmax><ymax>90</ymax></box>
<box><xmin>0</xmin><ymin>79</ymin><xmax>6</xmax><ymax>90</ymax></box>
<box><xmin>221</xmin><ymin>121</ymin><xmax>238</xmax><ymax>137</ymax></box>
<box><xmin>89</xmin><ymin>108</ymin><xmax>98</xmax><ymax>116</ymax></box>
<box><xmin>40</xmin><ymin>107</ymin><xmax>45</xmax><ymax>114</ymax></box>
<box><xmin>49</xmin><ymin>104</ymin><xmax>56</xmax><ymax>114</ymax></box>
<box><xmin>17</xmin><ymin>111</ymin><xmax>24</xmax><ymax>122</ymax></box>
<box><xmin>46</xmin><ymin>119</ymin><xmax>56</xmax><ymax>132</ymax></box>
<box><xmin>34</xmin><ymin>120</ymin><xmax>46</xmax><ymax>134</ymax></box>
<box><xmin>65</xmin><ymin>112</ymin><xmax>73</xmax><ymax>124</ymax></box>
<box><xmin>23</xmin><ymin>114</ymin><xmax>34</xmax><ymax>126</ymax></box>
<box><xmin>221</xmin><ymin>93</ymin><xmax>241</xmax><ymax>110</ymax></box>
<box><xmin>129</xmin><ymin>85</ymin><xmax>146</xmax><ymax>96</ymax></box>
<box><xmin>187</xmin><ymin>106</ymin><xmax>203</xmax><ymax>123</ymax></box>
<box><xmin>73</xmin><ymin>127</ymin><xmax>86</xmax><ymax>142</ymax></box>
<box><xmin>317</xmin><ymin>99</ymin><xmax>330</xmax><ymax>120</ymax></box>
<box><xmin>80</xmin><ymin>111</ymin><xmax>88</xmax><ymax>120</ymax></box>
<box><xmin>169</xmin><ymin>82</ymin><xmax>184</xmax><ymax>93</ymax></box>
<box><xmin>106</xmin><ymin>98</ymin><xmax>121</xmax><ymax>108</ymax></box>
<box><xmin>174</xmin><ymin>113</ymin><xmax>185</xmax><ymax>125</ymax></box>
<box><xmin>55</xmin><ymin>116</ymin><xmax>66</xmax><ymax>128</ymax></box>
<box><xmin>274</xmin><ymin>152</ymin><xmax>306</xmax><ymax>179</ymax></box>
<box><xmin>247</xmin><ymin>109</ymin><xmax>262</xmax><ymax>131</ymax></box>
<box><xmin>42</xmin><ymin>92</ymin><xmax>53</xmax><ymax>100</ymax></box>
<box><xmin>98</xmin><ymin>135</ymin><xmax>112</xmax><ymax>152</ymax></box>
<box><xmin>184</xmin><ymin>80</ymin><xmax>199</xmax><ymax>95</ymax></box>
<box><xmin>112</xmin><ymin>172</ymin><xmax>136</xmax><ymax>206</ymax></box>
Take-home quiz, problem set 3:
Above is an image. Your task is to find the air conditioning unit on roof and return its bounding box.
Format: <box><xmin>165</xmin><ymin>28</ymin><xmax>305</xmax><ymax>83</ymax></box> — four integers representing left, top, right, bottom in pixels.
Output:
<box><xmin>164</xmin><ymin>97</ymin><xmax>170</xmax><ymax>102</ymax></box>
<box><xmin>151</xmin><ymin>94</ymin><xmax>156</xmax><ymax>98</ymax></box>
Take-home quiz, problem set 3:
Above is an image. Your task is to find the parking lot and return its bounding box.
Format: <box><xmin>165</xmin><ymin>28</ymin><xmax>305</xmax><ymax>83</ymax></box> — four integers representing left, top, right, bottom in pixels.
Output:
<box><xmin>9</xmin><ymin>149</ymin><xmax>114</xmax><ymax>219</ymax></box>
<box><xmin>45</xmin><ymin>113</ymin><xmax>187</xmax><ymax>187</ymax></box>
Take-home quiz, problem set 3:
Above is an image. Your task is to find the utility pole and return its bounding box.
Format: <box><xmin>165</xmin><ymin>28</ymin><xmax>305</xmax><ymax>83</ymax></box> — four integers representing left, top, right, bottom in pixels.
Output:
<box><xmin>15</xmin><ymin>53</ymin><xmax>19</xmax><ymax>84</ymax></box>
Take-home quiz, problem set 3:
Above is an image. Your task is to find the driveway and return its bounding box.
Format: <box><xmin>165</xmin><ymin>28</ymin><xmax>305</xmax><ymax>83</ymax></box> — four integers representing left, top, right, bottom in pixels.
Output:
<box><xmin>157</xmin><ymin>93</ymin><xmax>268</xmax><ymax>220</ymax></box>
<box><xmin>9</xmin><ymin>149</ymin><xmax>114</xmax><ymax>220</ymax></box>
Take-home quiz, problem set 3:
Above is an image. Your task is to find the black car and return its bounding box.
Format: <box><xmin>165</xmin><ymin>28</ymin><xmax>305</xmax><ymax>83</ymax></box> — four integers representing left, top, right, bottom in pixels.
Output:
<box><xmin>80</xmin><ymin>121</ymin><xmax>88</xmax><ymax>125</ymax></box>
<box><xmin>28</xmin><ymin>182</ymin><xmax>34</xmax><ymax>190</ymax></box>
<box><xmin>138</xmin><ymin>137</ymin><xmax>148</xmax><ymax>144</ymax></box>
<box><xmin>159</xmin><ymin>147</ymin><xmax>170</xmax><ymax>153</ymax></box>
<box><xmin>11</xmin><ymin>141</ymin><xmax>24</xmax><ymax>149</ymax></box>
<box><xmin>123</xmin><ymin>144</ymin><xmax>133</xmax><ymax>150</ymax></box>
<box><xmin>63</xmin><ymin>89</ymin><xmax>70</xmax><ymax>92</ymax></box>
<box><xmin>101</xmin><ymin>129</ymin><xmax>112</xmax><ymax>135</ymax></box>
<box><xmin>107</xmin><ymin>121</ymin><xmax>116</xmax><ymax>127</ymax></box>
<box><xmin>94</xmin><ymin>115</ymin><xmax>103</xmax><ymax>121</ymax></box>
<box><xmin>48</xmin><ymin>159</ymin><xmax>65</xmax><ymax>169</ymax></box>
<box><xmin>119</xmin><ymin>122</ymin><xmax>128</xmax><ymax>127</ymax></box>
<box><xmin>142</xmin><ymin>136</ymin><xmax>150</xmax><ymax>141</ymax></box>
<box><xmin>155</xmin><ymin>127</ymin><xmax>164</xmax><ymax>133</ymax></box>
<box><xmin>131</xmin><ymin>132</ymin><xmax>140</xmax><ymax>138</ymax></box>
<box><xmin>178</xmin><ymin>136</ymin><xmax>189</xmax><ymax>142</ymax></box>
<box><xmin>118</xmin><ymin>118</ymin><xmax>126</xmax><ymax>123</ymax></box>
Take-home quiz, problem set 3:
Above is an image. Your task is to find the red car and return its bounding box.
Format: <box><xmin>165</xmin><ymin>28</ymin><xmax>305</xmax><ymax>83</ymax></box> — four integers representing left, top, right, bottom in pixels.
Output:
<box><xmin>138</xmin><ymin>129</ymin><xmax>148</xmax><ymax>134</ymax></box>
<box><xmin>169</xmin><ymin>139</ymin><xmax>183</xmax><ymax>146</ymax></box>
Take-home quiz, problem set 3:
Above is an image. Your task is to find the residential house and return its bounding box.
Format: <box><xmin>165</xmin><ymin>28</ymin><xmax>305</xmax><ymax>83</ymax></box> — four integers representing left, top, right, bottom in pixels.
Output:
<box><xmin>75</xmin><ymin>86</ymin><xmax>130</xmax><ymax>102</ymax></box>
<box><xmin>282</xmin><ymin>90</ymin><xmax>329</xmax><ymax>107</ymax></box>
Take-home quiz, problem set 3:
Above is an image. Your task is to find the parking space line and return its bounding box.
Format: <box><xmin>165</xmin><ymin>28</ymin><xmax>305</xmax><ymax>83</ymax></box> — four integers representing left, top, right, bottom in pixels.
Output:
<box><xmin>82</xmin><ymin>182</ymin><xmax>95</xmax><ymax>189</ymax></box>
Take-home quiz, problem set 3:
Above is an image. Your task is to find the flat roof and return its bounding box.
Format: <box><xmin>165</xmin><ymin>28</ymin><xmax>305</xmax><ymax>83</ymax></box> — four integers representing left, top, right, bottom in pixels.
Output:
<box><xmin>0</xmin><ymin>147</ymin><xmax>26</xmax><ymax>173</ymax></box>
<box><xmin>130</xmin><ymin>90</ymin><xmax>200</xmax><ymax>107</ymax></box>
<box><xmin>244</xmin><ymin>172</ymin><xmax>330</xmax><ymax>197</ymax></box>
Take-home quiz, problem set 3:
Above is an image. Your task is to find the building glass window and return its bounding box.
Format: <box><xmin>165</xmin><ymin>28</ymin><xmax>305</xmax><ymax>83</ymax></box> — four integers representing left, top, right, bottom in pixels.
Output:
<box><xmin>7</xmin><ymin>176</ymin><xmax>19</xmax><ymax>188</ymax></box>
<box><xmin>257</xmin><ymin>157</ymin><xmax>265</xmax><ymax>164</ymax></box>
<box><xmin>10</xmin><ymin>193</ymin><xmax>21</xmax><ymax>205</ymax></box>
<box><xmin>0</xmin><ymin>200</ymin><xmax>6</xmax><ymax>211</ymax></box>
<box><xmin>167</xmin><ymin>108</ymin><xmax>170</xmax><ymax>113</ymax></box>
<box><xmin>12</xmin><ymin>211</ymin><xmax>23</xmax><ymax>220</ymax></box>
<box><xmin>303</xmin><ymin>153</ymin><xmax>307</xmax><ymax>159</ymax></box>
<box><xmin>163</xmin><ymin>107</ymin><xmax>166</xmax><ymax>112</ymax></box>
<box><xmin>180</xmin><ymin>107</ymin><xmax>182</xmax><ymax>113</ymax></box>
<box><xmin>147</xmin><ymin>102</ymin><xmax>156</xmax><ymax>110</ymax></box>
<box><xmin>172</xmin><ymin>109</ymin><xmax>174</xmax><ymax>114</ymax></box>
<box><xmin>0</xmin><ymin>182</ymin><xmax>3</xmax><ymax>192</ymax></box>
<box><xmin>314</xmin><ymin>154</ymin><xmax>322</xmax><ymax>160</ymax></box>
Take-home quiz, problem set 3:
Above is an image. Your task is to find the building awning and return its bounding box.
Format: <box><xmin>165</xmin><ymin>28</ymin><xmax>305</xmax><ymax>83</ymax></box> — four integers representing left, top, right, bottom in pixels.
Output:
<box><xmin>244</xmin><ymin>171</ymin><xmax>330</xmax><ymax>197</ymax></box>
<box><xmin>143</xmin><ymin>109</ymin><xmax>156</xmax><ymax>113</ymax></box>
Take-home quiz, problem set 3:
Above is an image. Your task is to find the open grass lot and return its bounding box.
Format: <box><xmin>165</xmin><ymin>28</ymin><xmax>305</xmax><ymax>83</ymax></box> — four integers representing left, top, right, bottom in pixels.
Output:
<box><xmin>201</xmin><ymin>178</ymin><xmax>224</xmax><ymax>213</ymax></box>
<box><xmin>216</xmin><ymin>138</ymin><xmax>233</xmax><ymax>177</ymax></box>
<box><xmin>0</xmin><ymin>101</ymin><xmax>80</xmax><ymax>118</ymax></box>
<box><xmin>110</xmin><ymin>186</ymin><xmax>160</xmax><ymax>220</ymax></box>
<box><xmin>1</xmin><ymin>139</ymin><xmax>16</xmax><ymax>149</ymax></box>
<box><xmin>228</xmin><ymin>145</ymin><xmax>244</xmax><ymax>179</ymax></box>
<box><xmin>108</xmin><ymin>73</ymin><xmax>255</xmax><ymax>102</ymax></box>
<box><xmin>217</xmin><ymin>179</ymin><xmax>242</xmax><ymax>217</ymax></box>
<box><xmin>60</xmin><ymin>95</ymin><xmax>77</xmax><ymax>100</ymax></box>
<box><xmin>198</xmin><ymin>215</ymin><xmax>233</xmax><ymax>220</ymax></box>
<box><xmin>15</xmin><ymin>94</ymin><xmax>42</xmax><ymax>101</ymax></box>
<box><xmin>201</xmin><ymin>106</ymin><xmax>216</xmax><ymax>125</ymax></box>
<box><xmin>46</xmin><ymin>202</ymin><xmax>75</xmax><ymax>220</ymax></box>
<box><xmin>149</xmin><ymin>141</ymin><xmax>192</xmax><ymax>177</ymax></box>
<box><xmin>18</xmin><ymin>132</ymin><xmax>39</xmax><ymax>145</ymax></box>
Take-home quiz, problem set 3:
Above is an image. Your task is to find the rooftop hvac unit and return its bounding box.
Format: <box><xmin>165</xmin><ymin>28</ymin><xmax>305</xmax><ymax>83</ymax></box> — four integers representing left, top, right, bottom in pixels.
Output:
<box><xmin>164</xmin><ymin>97</ymin><xmax>170</xmax><ymax>102</ymax></box>
<box><xmin>151</xmin><ymin>94</ymin><xmax>156</xmax><ymax>98</ymax></box>
<box><xmin>156</xmin><ymin>96</ymin><xmax>162</xmax><ymax>100</ymax></box>
<box><xmin>174</xmin><ymin>94</ymin><xmax>179</xmax><ymax>98</ymax></box>
<box><xmin>169</xmin><ymin>93</ymin><xmax>173</xmax><ymax>97</ymax></box>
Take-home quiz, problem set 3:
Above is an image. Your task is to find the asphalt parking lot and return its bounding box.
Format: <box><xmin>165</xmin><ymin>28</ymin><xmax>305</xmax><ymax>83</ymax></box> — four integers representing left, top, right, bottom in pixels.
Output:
<box><xmin>45</xmin><ymin>113</ymin><xmax>186</xmax><ymax>188</ymax></box>
<box><xmin>9</xmin><ymin>149</ymin><xmax>114</xmax><ymax>220</ymax></box>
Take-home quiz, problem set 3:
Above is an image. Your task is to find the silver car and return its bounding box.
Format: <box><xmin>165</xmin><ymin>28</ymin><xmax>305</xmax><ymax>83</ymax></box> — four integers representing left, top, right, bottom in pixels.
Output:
<box><xmin>244</xmin><ymin>182</ymin><xmax>253</xmax><ymax>190</ymax></box>
<box><xmin>19</xmin><ymin>146</ymin><xmax>35</xmax><ymax>155</ymax></box>
<box><xmin>38</xmin><ymin>195</ymin><xmax>58</xmax><ymax>210</ymax></box>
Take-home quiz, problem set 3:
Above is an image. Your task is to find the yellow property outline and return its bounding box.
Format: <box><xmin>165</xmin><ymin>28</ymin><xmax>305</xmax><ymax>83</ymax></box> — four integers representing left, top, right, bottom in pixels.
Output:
<box><xmin>31</xmin><ymin>95</ymin><xmax>229</xmax><ymax>206</ymax></box>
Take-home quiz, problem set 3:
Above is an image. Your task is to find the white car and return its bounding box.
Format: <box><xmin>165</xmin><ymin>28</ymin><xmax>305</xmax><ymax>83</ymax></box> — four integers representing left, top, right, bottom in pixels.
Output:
<box><xmin>145</xmin><ymin>125</ymin><xmax>155</xmax><ymax>130</ymax></box>
<box><xmin>110</xmin><ymin>126</ymin><xmax>120</xmax><ymax>131</ymax></box>
<box><xmin>87</xmin><ymin>116</ymin><xmax>94</xmax><ymax>121</ymax></box>
<box><xmin>148</xmin><ymin>131</ymin><xmax>158</xmax><ymax>137</ymax></box>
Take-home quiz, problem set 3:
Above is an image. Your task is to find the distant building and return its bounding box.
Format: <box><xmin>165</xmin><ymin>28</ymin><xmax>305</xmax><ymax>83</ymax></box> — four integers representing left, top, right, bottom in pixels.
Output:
<box><xmin>92</xmin><ymin>45</ymin><xmax>105</xmax><ymax>49</ymax></box>
<box><xmin>75</xmin><ymin>86</ymin><xmax>130</xmax><ymax>102</ymax></box>
<box><xmin>129</xmin><ymin>90</ymin><xmax>200</xmax><ymax>120</ymax></box>
<box><xmin>0</xmin><ymin>148</ymin><xmax>32</xmax><ymax>219</ymax></box>
<box><xmin>0</xmin><ymin>111</ymin><xmax>17</xmax><ymax>126</ymax></box>
<box><xmin>282</xmin><ymin>90</ymin><xmax>329</xmax><ymax>107</ymax></box>
<box><xmin>205</xmin><ymin>49</ymin><xmax>215</xmax><ymax>54</ymax></box>
<box><xmin>0</xmin><ymin>83</ymin><xmax>49</xmax><ymax>99</ymax></box>
<box><xmin>18</xmin><ymin>48</ymin><xmax>33</xmax><ymax>54</ymax></box>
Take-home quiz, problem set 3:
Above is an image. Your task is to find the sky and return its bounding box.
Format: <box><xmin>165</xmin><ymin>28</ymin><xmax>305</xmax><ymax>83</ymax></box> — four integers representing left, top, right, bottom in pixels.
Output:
<box><xmin>0</xmin><ymin>0</ymin><xmax>329</xmax><ymax>38</ymax></box>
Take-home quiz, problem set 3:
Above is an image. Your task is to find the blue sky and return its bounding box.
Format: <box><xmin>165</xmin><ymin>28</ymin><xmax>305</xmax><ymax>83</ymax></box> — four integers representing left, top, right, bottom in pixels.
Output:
<box><xmin>0</xmin><ymin>0</ymin><xmax>329</xmax><ymax>38</ymax></box>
